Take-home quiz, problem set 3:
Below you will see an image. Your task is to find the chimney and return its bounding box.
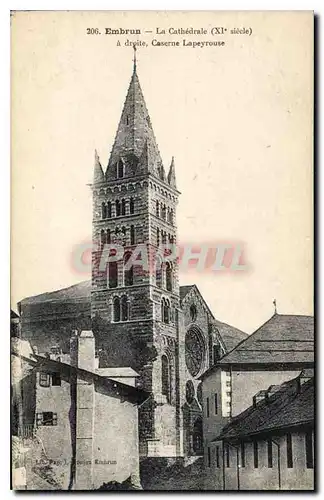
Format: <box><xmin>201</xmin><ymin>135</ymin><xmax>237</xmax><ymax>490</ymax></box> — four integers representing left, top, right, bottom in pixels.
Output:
<box><xmin>69</xmin><ymin>331</ymin><xmax>95</xmax><ymax>489</ymax></box>
<box><xmin>77</xmin><ymin>330</ymin><xmax>95</xmax><ymax>372</ymax></box>
<box><xmin>266</xmin><ymin>385</ymin><xmax>282</xmax><ymax>400</ymax></box>
<box><xmin>253</xmin><ymin>390</ymin><xmax>267</xmax><ymax>407</ymax></box>
<box><xmin>299</xmin><ymin>368</ymin><xmax>314</xmax><ymax>386</ymax></box>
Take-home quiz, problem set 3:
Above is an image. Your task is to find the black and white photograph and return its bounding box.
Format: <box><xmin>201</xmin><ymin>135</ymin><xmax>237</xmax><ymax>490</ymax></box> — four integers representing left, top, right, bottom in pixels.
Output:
<box><xmin>10</xmin><ymin>10</ymin><xmax>314</xmax><ymax>491</ymax></box>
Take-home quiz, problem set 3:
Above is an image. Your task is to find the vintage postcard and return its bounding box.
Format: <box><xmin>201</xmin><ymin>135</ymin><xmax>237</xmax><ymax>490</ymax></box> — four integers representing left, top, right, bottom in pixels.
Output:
<box><xmin>11</xmin><ymin>11</ymin><xmax>314</xmax><ymax>491</ymax></box>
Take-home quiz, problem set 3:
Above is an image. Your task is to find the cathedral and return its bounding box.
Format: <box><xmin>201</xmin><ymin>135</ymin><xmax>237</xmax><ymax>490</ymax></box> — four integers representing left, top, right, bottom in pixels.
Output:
<box><xmin>18</xmin><ymin>55</ymin><xmax>247</xmax><ymax>460</ymax></box>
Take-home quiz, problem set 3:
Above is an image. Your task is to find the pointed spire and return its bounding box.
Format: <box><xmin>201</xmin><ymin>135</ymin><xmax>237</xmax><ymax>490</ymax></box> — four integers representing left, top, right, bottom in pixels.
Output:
<box><xmin>106</xmin><ymin>52</ymin><xmax>164</xmax><ymax>181</ymax></box>
<box><xmin>93</xmin><ymin>149</ymin><xmax>104</xmax><ymax>184</ymax></box>
<box><xmin>167</xmin><ymin>156</ymin><xmax>177</xmax><ymax>188</ymax></box>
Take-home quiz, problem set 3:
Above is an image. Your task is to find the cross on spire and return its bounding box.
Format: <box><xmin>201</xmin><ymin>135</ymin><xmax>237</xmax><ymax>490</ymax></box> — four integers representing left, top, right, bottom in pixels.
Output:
<box><xmin>133</xmin><ymin>44</ymin><xmax>137</xmax><ymax>73</ymax></box>
<box><xmin>273</xmin><ymin>299</ymin><xmax>277</xmax><ymax>315</ymax></box>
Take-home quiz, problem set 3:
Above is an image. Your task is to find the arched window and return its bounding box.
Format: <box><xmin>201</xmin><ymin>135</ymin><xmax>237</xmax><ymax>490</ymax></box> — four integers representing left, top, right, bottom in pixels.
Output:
<box><xmin>169</xmin><ymin>209</ymin><xmax>174</xmax><ymax>225</ymax></box>
<box><xmin>108</xmin><ymin>261</ymin><xmax>118</xmax><ymax>288</ymax></box>
<box><xmin>121</xmin><ymin>199</ymin><xmax>126</xmax><ymax>216</ymax></box>
<box><xmin>100</xmin><ymin>229</ymin><xmax>106</xmax><ymax>247</ymax></box>
<box><xmin>124</xmin><ymin>252</ymin><xmax>134</xmax><ymax>286</ymax></box>
<box><xmin>101</xmin><ymin>202</ymin><xmax>107</xmax><ymax>219</ymax></box>
<box><xmin>113</xmin><ymin>297</ymin><xmax>120</xmax><ymax>322</ymax></box>
<box><xmin>156</xmin><ymin>257</ymin><xmax>162</xmax><ymax>288</ymax></box>
<box><xmin>156</xmin><ymin>228</ymin><xmax>160</xmax><ymax>246</ymax></box>
<box><xmin>213</xmin><ymin>344</ymin><xmax>222</xmax><ymax>362</ymax></box>
<box><xmin>121</xmin><ymin>296</ymin><xmax>129</xmax><ymax>321</ymax></box>
<box><xmin>115</xmin><ymin>200</ymin><xmax>121</xmax><ymax>217</ymax></box>
<box><xmin>130</xmin><ymin>225</ymin><xmax>135</xmax><ymax>245</ymax></box>
<box><xmin>156</xmin><ymin>200</ymin><xmax>160</xmax><ymax>217</ymax></box>
<box><xmin>162</xmin><ymin>231</ymin><xmax>167</xmax><ymax>244</ymax></box>
<box><xmin>161</xmin><ymin>355</ymin><xmax>171</xmax><ymax>403</ymax></box>
<box><xmin>107</xmin><ymin>202</ymin><xmax>112</xmax><ymax>219</ymax></box>
<box><xmin>166</xmin><ymin>262</ymin><xmax>173</xmax><ymax>292</ymax></box>
<box><xmin>161</xmin><ymin>204</ymin><xmax>166</xmax><ymax>220</ymax></box>
<box><xmin>106</xmin><ymin>229</ymin><xmax>111</xmax><ymax>244</ymax></box>
<box><xmin>161</xmin><ymin>298</ymin><xmax>170</xmax><ymax>324</ymax></box>
<box><xmin>129</xmin><ymin>198</ymin><xmax>135</xmax><ymax>214</ymax></box>
<box><xmin>117</xmin><ymin>159</ymin><xmax>124</xmax><ymax>179</ymax></box>
<box><xmin>192</xmin><ymin>417</ymin><xmax>203</xmax><ymax>456</ymax></box>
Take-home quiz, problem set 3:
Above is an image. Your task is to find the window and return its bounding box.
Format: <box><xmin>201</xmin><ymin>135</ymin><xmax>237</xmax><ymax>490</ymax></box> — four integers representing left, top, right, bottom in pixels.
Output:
<box><xmin>286</xmin><ymin>433</ymin><xmax>293</xmax><ymax>468</ymax></box>
<box><xmin>253</xmin><ymin>440</ymin><xmax>259</xmax><ymax>468</ymax></box>
<box><xmin>124</xmin><ymin>252</ymin><xmax>134</xmax><ymax>286</ymax></box>
<box><xmin>190</xmin><ymin>304</ymin><xmax>197</xmax><ymax>322</ymax></box>
<box><xmin>121</xmin><ymin>296</ymin><xmax>129</xmax><ymax>321</ymax></box>
<box><xmin>161</xmin><ymin>298</ymin><xmax>170</xmax><ymax>324</ymax></box>
<box><xmin>129</xmin><ymin>198</ymin><xmax>135</xmax><ymax>214</ymax></box>
<box><xmin>161</xmin><ymin>204</ymin><xmax>166</xmax><ymax>220</ymax></box>
<box><xmin>115</xmin><ymin>199</ymin><xmax>121</xmax><ymax>216</ymax></box>
<box><xmin>130</xmin><ymin>225</ymin><xmax>135</xmax><ymax>245</ymax></box>
<box><xmin>100</xmin><ymin>229</ymin><xmax>106</xmax><ymax>247</ymax></box>
<box><xmin>214</xmin><ymin>394</ymin><xmax>218</xmax><ymax>415</ymax></box>
<box><xmin>213</xmin><ymin>344</ymin><xmax>222</xmax><ymax>362</ymax></box>
<box><xmin>121</xmin><ymin>199</ymin><xmax>126</xmax><ymax>216</ymax></box>
<box><xmin>267</xmin><ymin>439</ymin><xmax>273</xmax><ymax>468</ymax></box>
<box><xmin>207</xmin><ymin>447</ymin><xmax>211</xmax><ymax>467</ymax></box>
<box><xmin>225</xmin><ymin>443</ymin><xmax>230</xmax><ymax>468</ymax></box>
<box><xmin>241</xmin><ymin>441</ymin><xmax>245</xmax><ymax>468</ymax></box>
<box><xmin>216</xmin><ymin>446</ymin><xmax>220</xmax><ymax>468</ymax></box>
<box><xmin>107</xmin><ymin>202</ymin><xmax>112</xmax><ymax>219</ymax></box>
<box><xmin>126</xmin><ymin>115</ymin><xmax>129</xmax><ymax>125</ymax></box>
<box><xmin>108</xmin><ymin>261</ymin><xmax>118</xmax><ymax>288</ymax></box>
<box><xmin>161</xmin><ymin>355</ymin><xmax>171</xmax><ymax>403</ymax></box>
<box><xmin>39</xmin><ymin>373</ymin><xmax>50</xmax><ymax>387</ymax></box>
<box><xmin>197</xmin><ymin>383</ymin><xmax>202</xmax><ymax>405</ymax></box>
<box><xmin>101</xmin><ymin>202</ymin><xmax>107</xmax><ymax>219</ymax></box>
<box><xmin>162</xmin><ymin>231</ymin><xmax>167</xmax><ymax>244</ymax></box>
<box><xmin>166</xmin><ymin>262</ymin><xmax>173</xmax><ymax>292</ymax></box>
<box><xmin>51</xmin><ymin>373</ymin><xmax>61</xmax><ymax>386</ymax></box>
<box><xmin>117</xmin><ymin>159</ymin><xmax>124</xmax><ymax>179</ymax></box>
<box><xmin>156</xmin><ymin>228</ymin><xmax>160</xmax><ymax>246</ymax></box>
<box><xmin>37</xmin><ymin>412</ymin><xmax>57</xmax><ymax>426</ymax></box>
<box><xmin>169</xmin><ymin>208</ymin><xmax>174</xmax><ymax>224</ymax></box>
<box><xmin>113</xmin><ymin>297</ymin><xmax>120</xmax><ymax>322</ymax></box>
<box><xmin>206</xmin><ymin>397</ymin><xmax>210</xmax><ymax>418</ymax></box>
<box><xmin>106</xmin><ymin>229</ymin><xmax>111</xmax><ymax>244</ymax></box>
<box><xmin>305</xmin><ymin>431</ymin><xmax>313</xmax><ymax>469</ymax></box>
<box><xmin>156</xmin><ymin>200</ymin><xmax>160</xmax><ymax>217</ymax></box>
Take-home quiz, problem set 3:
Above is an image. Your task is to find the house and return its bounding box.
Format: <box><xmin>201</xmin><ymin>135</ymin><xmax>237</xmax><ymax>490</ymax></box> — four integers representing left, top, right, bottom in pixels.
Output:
<box><xmin>208</xmin><ymin>370</ymin><xmax>314</xmax><ymax>490</ymax></box>
<box><xmin>200</xmin><ymin>313</ymin><xmax>314</xmax><ymax>489</ymax></box>
<box><xmin>13</xmin><ymin>330</ymin><xmax>149</xmax><ymax>490</ymax></box>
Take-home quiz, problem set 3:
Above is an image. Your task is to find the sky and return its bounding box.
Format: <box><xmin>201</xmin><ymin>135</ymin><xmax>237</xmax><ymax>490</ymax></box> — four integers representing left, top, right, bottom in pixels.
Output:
<box><xmin>11</xmin><ymin>11</ymin><xmax>313</xmax><ymax>333</ymax></box>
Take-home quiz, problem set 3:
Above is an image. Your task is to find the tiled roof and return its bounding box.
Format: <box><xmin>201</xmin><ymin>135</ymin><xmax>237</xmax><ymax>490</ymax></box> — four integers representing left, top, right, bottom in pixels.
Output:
<box><xmin>179</xmin><ymin>284</ymin><xmax>247</xmax><ymax>352</ymax></box>
<box><xmin>20</xmin><ymin>280</ymin><xmax>91</xmax><ymax>305</ymax></box>
<box><xmin>35</xmin><ymin>355</ymin><xmax>149</xmax><ymax>405</ymax></box>
<box><xmin>216</xmin><ymin>375</ymin><xmax>314</xmax><ymax>441</ymax></box>
<box><xmin>22</xmin><ymin>282</ymin><xmax>194</xmax><ymax>305</ymax></box>
<box><xmin>216</xmin><ymin>314</ymin><xmax>314</xmax><ymax>366</ymax></box>
<box><xmin>212</xmin><ymin>319</ymin><xmax>248</xmax><ymax>352</ymax></box>
<box><xmin>179</xmin><ymin>285</ymin><xmax>195</xmax><ymax>302</ymax></box>
<box><xmin>20</xmin><ymin>281</ymin><xmax>247</xmax><ymax>355</ymax></box>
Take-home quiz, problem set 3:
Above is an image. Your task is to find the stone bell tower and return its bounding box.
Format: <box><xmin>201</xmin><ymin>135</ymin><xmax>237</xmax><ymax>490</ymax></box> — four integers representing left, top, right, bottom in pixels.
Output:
<box><xmin>91</xmin><ymin>52</ymin><xmax>182</xmax><ymax>458</ymax></box>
